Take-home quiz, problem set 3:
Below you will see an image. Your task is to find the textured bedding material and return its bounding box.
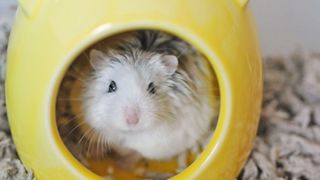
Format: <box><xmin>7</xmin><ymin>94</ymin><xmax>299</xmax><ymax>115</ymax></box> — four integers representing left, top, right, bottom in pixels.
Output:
<box><xmin>1</xmin><ymin>4</ymin><xmax>320</xmax><ymax>180</ymax></box>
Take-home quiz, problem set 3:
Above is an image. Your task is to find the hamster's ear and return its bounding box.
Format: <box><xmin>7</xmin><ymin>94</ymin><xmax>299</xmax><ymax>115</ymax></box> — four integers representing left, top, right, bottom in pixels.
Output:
<box><xmin>160</xmin><ymin>55</ymin><xmax>178</xmax><ymax>75</ymax></box>
<box><xmin>89</xmin><ymin>49</ymin><xmax>107</xmax><ymax>69</ymax></box>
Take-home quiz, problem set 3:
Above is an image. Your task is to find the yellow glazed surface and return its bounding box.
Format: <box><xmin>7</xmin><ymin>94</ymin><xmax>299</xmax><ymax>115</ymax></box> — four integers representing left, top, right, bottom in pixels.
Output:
<box><xmin>6</xmin><ymin>0</ymin><xmax>262</xmax><ymax>179</ymax></box>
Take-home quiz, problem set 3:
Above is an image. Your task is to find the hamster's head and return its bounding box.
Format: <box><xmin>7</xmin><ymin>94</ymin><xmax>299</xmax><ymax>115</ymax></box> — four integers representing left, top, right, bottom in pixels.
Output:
<box><xmin>82</xmin><ymin>49</ymin><xmax>178</xmax><ymax>134</ymax></box>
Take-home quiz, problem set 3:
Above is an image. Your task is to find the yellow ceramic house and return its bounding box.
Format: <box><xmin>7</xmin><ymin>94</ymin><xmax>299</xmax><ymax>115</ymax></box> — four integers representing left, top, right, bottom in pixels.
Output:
<box><xmin>6</xmin><ymin>0</ymin><xmax>262</xmax><ymax>179</ymax></box>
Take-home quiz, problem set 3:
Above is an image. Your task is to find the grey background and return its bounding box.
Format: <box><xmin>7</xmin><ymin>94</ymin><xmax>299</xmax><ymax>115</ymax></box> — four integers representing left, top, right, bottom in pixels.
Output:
<box><xmin>250</xmin><ymin>0</ymin><xmax>320</xmax><ymax>56</ymax></box>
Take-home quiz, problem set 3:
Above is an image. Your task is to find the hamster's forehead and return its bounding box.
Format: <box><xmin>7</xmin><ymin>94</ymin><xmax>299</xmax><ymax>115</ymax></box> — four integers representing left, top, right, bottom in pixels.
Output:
<box><xmin>96</xmin><ymin>58</ymin><xmax>158</xmax><ymax>85</ymax></box>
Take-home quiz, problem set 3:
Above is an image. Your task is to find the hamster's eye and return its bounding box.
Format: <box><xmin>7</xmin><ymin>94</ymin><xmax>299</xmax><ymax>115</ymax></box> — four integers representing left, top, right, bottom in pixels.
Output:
<box><xmin>108</xmin><ymin>80</ymin><xmax>117</xmax><ymax>93</ymax></box>
<box><xmin>147</xmin><ymin>82</ymin><xmax>156</xmax><ymax>94</ymax></box>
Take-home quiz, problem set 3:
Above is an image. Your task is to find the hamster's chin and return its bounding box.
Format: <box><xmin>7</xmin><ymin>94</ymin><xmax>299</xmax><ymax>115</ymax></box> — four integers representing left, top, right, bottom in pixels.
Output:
<box><xmin>120</xmin><ymin>126</ymin><xmax>147</xmax><ymax>132</ymax></box>
<box><xmin>115</xmin><ymin>123</ymin><xmax>152</xmax><ymax>133</ymax></box>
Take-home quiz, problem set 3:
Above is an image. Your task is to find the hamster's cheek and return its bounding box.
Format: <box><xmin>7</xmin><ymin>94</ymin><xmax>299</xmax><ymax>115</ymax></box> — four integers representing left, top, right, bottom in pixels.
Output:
<box><xmin>88</xmin><ymin>102</ymin><xmax>109</xmax><ymax>130</ymax></box>
<box><xmin>87</xmin><ymin>96</ymin><xmax>113</xmax><ymax>129</ymax></box>
<box><xmin>105</xmin><ymin>100</ymin><xmax>128</xmax><ymax>130</ymax></box>
<box><xmin>139</xmin><ymin>101</ymin><xmax>158</xmax><ymax>128</ymax></box>
<box><xmin>110</xmin><ymin>109</ymin><xmax>126</xmax><ymax>130</ymax></box>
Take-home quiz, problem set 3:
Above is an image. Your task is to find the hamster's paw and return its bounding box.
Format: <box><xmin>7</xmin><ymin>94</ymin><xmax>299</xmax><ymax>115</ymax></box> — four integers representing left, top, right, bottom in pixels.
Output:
<box><xmin>176</xmin><ymin>151</ymin><xmax>188</xmax><ymax>173</ymax></box>
<box><xmin>115</xmin><ymin>152</ymin><xmax>142</xmax><ymax>170</ymax></box>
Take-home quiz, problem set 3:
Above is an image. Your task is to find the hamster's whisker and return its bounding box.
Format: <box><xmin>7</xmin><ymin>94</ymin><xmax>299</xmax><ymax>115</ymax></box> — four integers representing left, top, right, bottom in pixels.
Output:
<box><xmin>83</xmin><ymin>133</ymin><xmax>94</xmax><ymax>155</ymax></box>
<box><xmin>100</xmin><ymin>134</ymin><xmax>104</xmax><ymax>156</ymax></box>
<box><xmin>96</xmin><ymin>133</ymin><xmax>103</xmax><ymax>156</ymax></box>
<box><xmin>102</xmin><ymin>136</ymin><xmax>110</xmax><ymax>153</ymax></box>
<box><xmin>66</xmin><ymin>120</ymin><xmax>87</xmax><ymax>138</ymax></box>
<box><xmin>57</xmin><ymin>111</ymin><xmax>85</xmax><ymax>130</ymax></box>
<box><xmin>87</xmin><ymin>132</ymin><xmax>98</xmax><ymax>156</ymax></box>
<box><xmin>78</xmin><ymin>128</ymin><xmax>93</xmax><ymax>146</ymax></box>
<box><xmin>106</xmin><ymin>137</ymin><xmax>111</xmax><ymax>152</ymax></box>
<box><xmin>67</xmin><ymin>112</ymin><xmax>85</xmax><ymax>122</ymax></box>
<box><xmin>86</xmin><ymin>131</ymin><xmax>94</xmax><ymax>147</ymax></box>
<box><xmin>100</xmin><ymin>134</ymin><xmax>107</xmax><ymax>156</ymax></box>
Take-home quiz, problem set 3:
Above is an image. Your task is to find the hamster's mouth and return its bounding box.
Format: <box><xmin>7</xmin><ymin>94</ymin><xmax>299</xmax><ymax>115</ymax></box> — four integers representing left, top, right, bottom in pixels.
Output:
<box><xmin>119</xmin><ymin>125</ymin><xmax>150</xmax><ymax>133</ymax></box>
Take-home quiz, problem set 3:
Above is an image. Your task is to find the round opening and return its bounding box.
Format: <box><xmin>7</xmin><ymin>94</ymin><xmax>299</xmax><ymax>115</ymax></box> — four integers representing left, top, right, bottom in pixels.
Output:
<box><xmin>55</xmin><ymin>29</ymin><xmax>220</xmax><ymax>179</ymax></box>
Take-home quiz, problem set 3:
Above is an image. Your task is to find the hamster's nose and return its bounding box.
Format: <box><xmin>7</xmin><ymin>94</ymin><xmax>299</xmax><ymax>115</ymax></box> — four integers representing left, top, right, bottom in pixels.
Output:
<box><xmin>126</xmin><ymin>109</ymin><xmax>140</xmax><ymax>125</ymax></box>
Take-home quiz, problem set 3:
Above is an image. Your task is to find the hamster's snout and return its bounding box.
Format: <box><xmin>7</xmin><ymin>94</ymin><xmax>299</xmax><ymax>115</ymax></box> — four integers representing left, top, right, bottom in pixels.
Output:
<box><xmin>125</xmin><ymin>106</ymin><xmax>140</xmax><ymax>125</ymax></box>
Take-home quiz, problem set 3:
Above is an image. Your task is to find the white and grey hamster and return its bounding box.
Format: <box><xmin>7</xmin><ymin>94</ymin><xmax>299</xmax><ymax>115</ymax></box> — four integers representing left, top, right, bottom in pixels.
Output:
<box><xmin>81</xmin><ymin>30</ymin><xmax>219</xmax><ymax>162</ymax></box>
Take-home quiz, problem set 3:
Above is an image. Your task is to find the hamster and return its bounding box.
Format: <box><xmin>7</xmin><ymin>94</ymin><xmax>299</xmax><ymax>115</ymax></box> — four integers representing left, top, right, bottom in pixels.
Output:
<box><xmin>81</xmin><ymin>30</ymin><xmax>219</xmax><ymax>162</ymax></box>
